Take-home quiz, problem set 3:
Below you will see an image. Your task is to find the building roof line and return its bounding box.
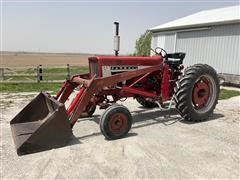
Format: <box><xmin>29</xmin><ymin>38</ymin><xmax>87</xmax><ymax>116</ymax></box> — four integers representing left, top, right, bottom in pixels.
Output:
<box><xmin>150</xmin><ymin>5</ymin><xmax>240</xmax><ymax>32</ymax></box>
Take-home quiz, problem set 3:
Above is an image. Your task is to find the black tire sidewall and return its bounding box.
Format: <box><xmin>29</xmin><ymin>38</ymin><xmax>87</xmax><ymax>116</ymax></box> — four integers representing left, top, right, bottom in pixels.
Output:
<box><xmin>175</xmin><ymin>64</ymin><xmax>220</xmax><ymax>121</ymax></box>
<box><xmin>79</xmin><ymin>104</ymin><xmax>96</xmax><ymax>118</ymax></box>
<box><xmin>86</xmin><ymin>104</ymin><xmax>96</xmax><ymax>116</ymax></box>
<box><xmin>100</xmin><ymin>105</ymin><xmax>132</xmax><ymax>140</ymax></box>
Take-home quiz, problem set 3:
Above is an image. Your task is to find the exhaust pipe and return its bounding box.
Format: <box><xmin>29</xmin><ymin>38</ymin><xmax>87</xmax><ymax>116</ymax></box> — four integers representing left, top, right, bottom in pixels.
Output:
<box><xmin>114</xmin><ymin>21</ymin><xmax>120</xmax><ymax>56</ymax></box>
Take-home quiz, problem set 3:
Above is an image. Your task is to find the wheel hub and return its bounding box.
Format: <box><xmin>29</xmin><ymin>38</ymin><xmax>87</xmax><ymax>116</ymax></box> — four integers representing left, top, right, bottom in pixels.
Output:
<box><xmin>192</xmin><ymin>78</ymin><xmax>210</xmax><ymax>109</ymax></box>
<box><xmin>108</xmin><ymin>113</ymin><xmax>128</xmax><ymax>135</ymax></box>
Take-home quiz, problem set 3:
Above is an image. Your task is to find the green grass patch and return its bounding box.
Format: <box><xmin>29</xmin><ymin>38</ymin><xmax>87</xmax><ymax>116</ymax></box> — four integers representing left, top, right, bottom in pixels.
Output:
<box><xmin>17</xmin><ymin>68</ymin><xmax>35</xmax><ymax>74</ymax></box>
<box><xmin>0</xmin><ymin>83</ymin><xmax>62</xmax><ymax>93</ymax></box>
<box><xmin>1</xmin><ymin>83</ymin><xmax>239</xmax><ymax>101</ymax></box>
<box><xmin>4</xmin><ymin>76</ymin><xmax>35</xmax><ymax>81</ymax></box>
<box><xmin>42</xmin><ymin>75</ymin><xmax>67</xmax><ymax>81</ymax></box>
<box><xmin>219</xmin><ymin>89</ymin><xmax>240</xmax><ymax>100</ymax></box>
<box><xmin>7</xmin><ymin>66</ymin><xmax>88</xmax><ymax>74</ymax></box>
<box><xmin>1</xmin><ymin>66</ymin><xmax>89</xmax><ymax>93</ymax></box>
<box><xmin>3</xmin><ymin>66</ymin><xmax>89</xmax><ymax>82</ymax></box>
<box><xmin>42</xmin><ymin>66</ymin><xmax>88</xmax><ymax>74</ymax></box>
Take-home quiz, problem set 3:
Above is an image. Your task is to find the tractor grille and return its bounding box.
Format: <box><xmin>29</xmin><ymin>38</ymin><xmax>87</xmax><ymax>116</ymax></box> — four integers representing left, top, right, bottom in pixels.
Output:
<box><xmin>90</xmin><ymin>61</ymin><xmax>99</xmax><ymax>77</ymax></box>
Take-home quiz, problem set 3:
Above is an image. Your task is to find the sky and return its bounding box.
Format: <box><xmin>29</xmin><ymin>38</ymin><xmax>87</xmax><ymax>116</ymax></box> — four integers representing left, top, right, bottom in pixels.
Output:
<box><xmin>1</xmin><ymin>0</ymin><xmax>239</xmax><ymax>55</ymax></box>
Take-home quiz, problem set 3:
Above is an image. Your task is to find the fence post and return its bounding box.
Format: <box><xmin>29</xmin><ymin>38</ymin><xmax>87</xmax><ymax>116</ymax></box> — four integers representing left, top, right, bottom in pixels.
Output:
<box><xmin>39</xmin><ymin>65</ymin><xmax>43</xmax><ymax>81</ymax></box>
<box><xmin>37</xmin><ymin>65</ymin><xmax>43</xmax><ymax>83</ymax></box>
<box><xmin>66</xmin><ymin>64</ymin><xmax>70</xmax><ymax>80</ymax></box>
<box><xmin>0</xmin><ymin>68</ymin><xmax>4</xmax><ymax>81</ymax></box>
<box><xmin>37</xmin><ymin>65</ymin><xmax>40</xmax><ymax>82</ymax></box>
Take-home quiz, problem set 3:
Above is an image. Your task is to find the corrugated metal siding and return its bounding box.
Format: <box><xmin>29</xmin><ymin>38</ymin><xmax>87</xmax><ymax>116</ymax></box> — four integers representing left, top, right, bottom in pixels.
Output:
<box><xmin>164</xmin><ymin>33</ymin><xmax>176</xmax><ymax>52</ymax></box>
<box><xmin>151</xmin><ymin>34</ymin><xmax>165</xmax><ymax>55</ymax></box>
<box><xmin>151</xmin><ymin>34</ymin><xmax>158</xmax><ymax>49</ymax></box>
<box><xmin>151</xmin><ymin>35</ymin><xmax>158</xmax><ymax>56</ymax></box>
<box><xmin>151</xmin><ymin>23</ymin><xmax>240</xmax><ymax>75</ymax></box>
<box><xmin>151</xmin><ymin>32</ymin><xmax>176</xmax><ymax>53</ymax></box>
<box><xmin>157</xmin><ymin>35</ymin><xmax>166</xmax><ymax>49</ymax></box>
<box><xmin>175</xmin><ymin>23</ymin><xmax>240</xmax><ymax>75</ymax></box>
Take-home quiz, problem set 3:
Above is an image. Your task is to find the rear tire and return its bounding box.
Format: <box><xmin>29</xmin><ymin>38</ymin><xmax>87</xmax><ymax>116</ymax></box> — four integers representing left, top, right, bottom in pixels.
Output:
<box><xmin>100</xmin><ymin>104</ymin><xmax>132</xmax><ymax>140</ymax></box>
<box><xmin>136</xmin><ymin>96</ymin><xmax>158</xmax><ymax>108</ymax></box>
<box><xmin>79</xmin><ymin>103</ymin><xmax>96</xmax><ymax>118</ymax></box>
<box><xmin>174</xmin><ymin>64</ymin><xmax>220</xmax><ymax>122</ymax></box>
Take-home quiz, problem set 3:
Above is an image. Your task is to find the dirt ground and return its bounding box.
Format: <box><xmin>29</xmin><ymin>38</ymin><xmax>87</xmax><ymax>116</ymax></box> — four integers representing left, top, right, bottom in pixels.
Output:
<box><xmin>1</xmin><ymin>52</ymin><xmax>91</xmax><ymax>68</ymax></box>
<box><xmin>0</xmin><ymin>91</ymin><xmax>239</xmax><ymax>179</ymax></box>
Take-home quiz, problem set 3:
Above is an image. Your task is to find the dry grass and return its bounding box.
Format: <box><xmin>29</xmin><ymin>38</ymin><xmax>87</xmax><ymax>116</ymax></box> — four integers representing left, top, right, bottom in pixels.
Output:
<box><xmin>1</xmin><ymin>52</ymin><xmax>92</xmax><ymax>68</ymax></box>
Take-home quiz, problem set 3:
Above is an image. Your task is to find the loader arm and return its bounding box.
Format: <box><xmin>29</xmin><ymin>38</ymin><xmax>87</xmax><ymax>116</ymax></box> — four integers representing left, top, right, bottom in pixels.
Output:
<box><xmin>69</xmin><ymin>64</ymin><xmax>163</xmax><ymax>127</ymax></box>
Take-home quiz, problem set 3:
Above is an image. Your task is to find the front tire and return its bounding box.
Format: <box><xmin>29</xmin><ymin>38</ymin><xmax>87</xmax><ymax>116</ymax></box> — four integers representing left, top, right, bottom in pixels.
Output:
<box><xmin>174</xmin><ymin>64</ymin><xmax>220</xmax><ymax>122</ymax></box>
<box><xmin>100</xmin><ymin>104</ymin><xmax>132</xmax><ymax>140</ymax></box>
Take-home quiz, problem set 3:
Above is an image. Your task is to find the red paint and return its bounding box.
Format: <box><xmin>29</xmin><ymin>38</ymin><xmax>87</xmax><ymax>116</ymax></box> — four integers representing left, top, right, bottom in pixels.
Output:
<box><xmin>53</xmin><ymin>54</ymin><xmax>184</xmax><ymax>128</ymax></box>
<box><xmin>161</xmin><ymin>65</ymin><xmax>171</xmax><ymax>101</ymax></box>
<box><xmin>122</xmin><ymin>87</ymin><xmax>157</xmax><ymax>98</ymax></box>
<box><xmin>55</xmin><ymin>82</ymin><xmax>68</xmax><ymax>99</ymax></box>
<box><xmin>89</xmin><ymin>55</ymin><xmax>163</xmax><ymax>77</ymax></box>
<box><xmin>67</xmin><ymin>88</ymin><xmax>85</xmax><ymax>115</ymax></box>
<box><xmin>57</xmin><ymin>81</ymin><xmax>76</xmax><ymax>103</ymax></box>
<box><xmin>89</xmin><ymin>55</ymin><xmax>163</xmax><ymax>66</ymax></box>
<box><xmin>192</xmin><ymin>78</ymin><xmax>210</xmax><ymax>109</ymax></box>
<box><xmin>108</xmin><ymin>113</ymin><xmax>128</xmax><ymax>135</ymax></box>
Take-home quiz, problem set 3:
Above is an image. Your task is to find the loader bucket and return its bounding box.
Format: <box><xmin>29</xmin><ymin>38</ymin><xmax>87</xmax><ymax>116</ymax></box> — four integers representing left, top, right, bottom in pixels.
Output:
<box><xmin>10</xmin><ymin>92</ymin><xmax>73</xmax><ymax>155</ymax></box>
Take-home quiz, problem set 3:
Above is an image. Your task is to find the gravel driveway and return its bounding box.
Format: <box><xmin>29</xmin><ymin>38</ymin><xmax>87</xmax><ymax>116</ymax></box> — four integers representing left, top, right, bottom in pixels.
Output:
<box><xmin>1</xmin><ymin>92</ymin><xmax>239</xmax><ymax>179</ymax></box>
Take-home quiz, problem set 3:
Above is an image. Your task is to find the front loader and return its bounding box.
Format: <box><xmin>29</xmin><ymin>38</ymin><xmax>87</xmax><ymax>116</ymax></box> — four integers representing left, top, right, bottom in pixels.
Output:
<box><xmin>10</xmin><ymin>23</ymin><xmax>220</xmax><ymax>155</ymax></box>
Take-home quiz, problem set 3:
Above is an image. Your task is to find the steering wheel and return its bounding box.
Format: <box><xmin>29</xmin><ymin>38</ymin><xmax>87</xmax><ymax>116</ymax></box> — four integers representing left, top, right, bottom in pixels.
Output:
<box><xmin>154</xmin><ymin>47</ymin><xmax>168</xmax><ymax>57</ymax></box>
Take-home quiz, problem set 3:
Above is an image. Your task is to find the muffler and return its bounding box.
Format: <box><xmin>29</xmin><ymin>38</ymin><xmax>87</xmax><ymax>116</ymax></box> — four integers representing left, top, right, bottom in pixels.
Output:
<box><xmin>10</xmin><ymin>92</ymin><xmax>73</xmax><ymax>155</ymax></box>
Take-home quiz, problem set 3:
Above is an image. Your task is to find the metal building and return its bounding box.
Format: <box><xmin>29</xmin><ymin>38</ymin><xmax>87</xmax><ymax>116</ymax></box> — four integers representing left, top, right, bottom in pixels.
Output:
<box><xmin>149</xmin><ymin>6</ymin><xmax>240</xmax><ymax>84</ymax></box>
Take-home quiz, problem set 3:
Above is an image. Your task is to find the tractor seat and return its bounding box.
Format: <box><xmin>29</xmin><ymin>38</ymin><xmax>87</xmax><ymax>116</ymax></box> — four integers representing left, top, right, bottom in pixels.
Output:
<box><xmin>164</xmin><ymin>52</ymin><xmax>186</xmax><ymax>66</ymax></box>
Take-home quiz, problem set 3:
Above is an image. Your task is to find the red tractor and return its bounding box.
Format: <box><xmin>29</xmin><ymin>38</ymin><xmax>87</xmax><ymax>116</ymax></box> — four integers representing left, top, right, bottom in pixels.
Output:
<box><xmin>10</xmin><ymin>25</ymin><xmax>220</xmax><ymax>155</ymax></box>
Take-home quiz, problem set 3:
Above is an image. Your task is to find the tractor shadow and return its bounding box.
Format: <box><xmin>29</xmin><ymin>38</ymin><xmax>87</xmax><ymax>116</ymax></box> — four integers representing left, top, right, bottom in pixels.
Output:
<box><xmin>180</xmin><ymin>113</ymin><xmax>224</xmax><ymax>124</ymax></box>
<box><xmin>73</xmin><ymin>108</ymin><xmax>224</xmax><ymax>142</ymax></box>
<box><xmin>132</xmin><ymin>108</ymin><xmax>180</xmax><ymax>128</ymax></box>
<box><xmin>88</xmin><ymin>108</ymin><xmax>224</xmax><ymax>127</ymax></box>
<box><xmin>81</xmin><ymin>108</ymin><xmax>179</xmax><ymax>125</ymax></box>
<box><xmin>21</xmin><ymin>110</ymin><xmax>224</xmax><ymax>155</ymax></box>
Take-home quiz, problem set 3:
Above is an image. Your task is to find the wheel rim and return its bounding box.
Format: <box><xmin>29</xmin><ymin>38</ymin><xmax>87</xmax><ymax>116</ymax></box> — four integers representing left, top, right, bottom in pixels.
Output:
<box><xmin>192</xmin><ymin>75</ymin><xmax>216</xmax><ymax>113</ymax></box>
<box><xmin>108</xmin><ymin>113</ymin><xmax>128</xmax><ymax>135</ymax></box>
